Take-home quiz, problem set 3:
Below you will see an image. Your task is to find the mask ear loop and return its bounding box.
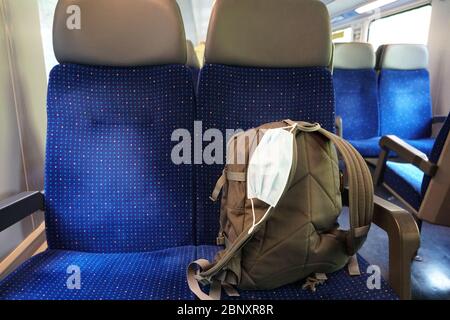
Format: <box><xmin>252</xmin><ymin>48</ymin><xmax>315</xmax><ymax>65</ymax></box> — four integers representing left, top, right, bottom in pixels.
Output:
<box><xmin>249</xmin><ymin>198</ymin><xmax>272</xmax><ymax>235</ymax></box>
<box><xmin>289</xmin><ymin>123</ymin><xmax>297</xmax><ymax>133</ymax></box>
<box><xmin>279</xmin><ymin>123</ymin><xmax>298</xmax><ymax>131</ymax></box>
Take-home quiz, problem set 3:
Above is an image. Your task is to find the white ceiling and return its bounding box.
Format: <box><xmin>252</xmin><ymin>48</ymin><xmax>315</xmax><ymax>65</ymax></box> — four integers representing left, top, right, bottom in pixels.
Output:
<box><xmin>326</xmin><ymin>0</ymin><xmax>372</xmax><ymax>16</ymax></box>
<box><xmin>177</xmin><ymin>0</ymin><xmax>423</xmax><ymax>44</ymax></box>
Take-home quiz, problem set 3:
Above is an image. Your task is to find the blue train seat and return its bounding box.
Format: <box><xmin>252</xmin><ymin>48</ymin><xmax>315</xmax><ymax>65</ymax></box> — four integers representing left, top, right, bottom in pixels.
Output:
<box><xmin>333</xmin><ymin>43</ymin><xmax>380</xmax><ymax>157</ymax></box>
<box><xmin>377</xmin><ymin>44</ymin><xmax>437</xmax><ymax>156</ymax></box>
<box><xmin>194</xmin><ymin>0</ymin><xmax>397</xmax><ymax>300</ymax></box>
<box><xmin>376</xmin><ymin>113</ymin><xmax>450</xmax><ymax>215</ymax></box>
<box><xmin>0</xmin><ymin>0</ymin><xmax>197</xmax><ymax>300</ymax></box>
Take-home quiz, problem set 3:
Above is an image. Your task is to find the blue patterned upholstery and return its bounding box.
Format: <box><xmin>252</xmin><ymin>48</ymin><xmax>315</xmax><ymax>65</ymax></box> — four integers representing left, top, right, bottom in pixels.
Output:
<box><xmin>0</xmin><ymin>247</ymin><xmax>196</xmax><ymax>300</ymax></box>
<box><xmin>384</xmin><ymin>162</ymin><xmax>424</xmax><ymax>210</ymax></box>
<box><xmin>195</xmin><ymin>64</ymin><xmax>335</xmax><ymax>244</ymax></box>
<box><xmin>379</xmin><ymin>69</ymin><xmax>432</xmax><ymax>140</ymax></box>
<box><xmin>349</xmin><ymin>137</ymin><xmax>382</xmax><ymax>158</ymax></box>
<box><xmin>197</xmin><ymin>246</ymin><xmax>398</xmax><ymax>300</ymax></box>
<box><xmin>334</xmin><ymin>69</ymin><xmax>379</xmax><ymax>141</ymax></box>
<box><xmin>0</xmin><ymin>245</ymin><xmax>398</xmax><ymax>300</ymax></box>
<box><xmin>44</xmin><ymin>64</ymin><xmax>195</xmax><ymax>252</ymax></box>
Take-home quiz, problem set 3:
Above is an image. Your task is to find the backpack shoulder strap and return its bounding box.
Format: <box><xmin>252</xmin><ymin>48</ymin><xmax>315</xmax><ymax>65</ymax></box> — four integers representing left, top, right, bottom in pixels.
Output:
<box><xmin>285</xmin><ymin>119</ymin><xmax>373</xmax><ymax>253</ymax></box>
<box><xmin>187</xmin><ymin>259</ymin><xmax>222</xmax><ymax>300</ymax></box>
<box><xmin>317</xmin><ymin>128</ymin><xmax>374</xmax><ymax>255</ymax></box>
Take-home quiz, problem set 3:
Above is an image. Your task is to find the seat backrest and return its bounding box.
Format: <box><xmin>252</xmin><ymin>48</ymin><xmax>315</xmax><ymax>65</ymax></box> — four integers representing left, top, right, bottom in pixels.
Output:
<box><xmin>377</xmin><ymin>44</ymin><xmax>432</xmax><ymax>139</ymax></box>
<box><xmin>422</xmin><ymin>113</ymin><xmax>450</xmax><ymax>195</ymax></box>
<box><xmin>45</xmin><ymin>0</ymin><xmax>195</xmax><ymax>253</ymax></box>
<box><xmin>196</xmin><ymin>0</ymin><xmax>334</xmax><ymax>244</ymax></box>
<box><xmin>419</xmin><ymin>113</ymin><xmax>450</xmax><ymax>225</ymax></box>
<box><xmin>333</xmin><ymin>43</ymin><xmax>378</xmax><ymax>140</ymax></box>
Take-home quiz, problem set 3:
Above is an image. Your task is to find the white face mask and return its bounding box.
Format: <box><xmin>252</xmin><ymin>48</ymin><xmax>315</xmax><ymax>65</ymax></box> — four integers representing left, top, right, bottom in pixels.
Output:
<box><xmin>246</xmin><ymin>126</ymin><xmax>295</xmax><ymax>233</ymax></box>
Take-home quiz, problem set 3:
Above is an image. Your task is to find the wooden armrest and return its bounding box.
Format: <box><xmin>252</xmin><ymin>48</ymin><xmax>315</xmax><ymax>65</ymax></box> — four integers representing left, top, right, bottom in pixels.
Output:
<box><xmin>380</xmin><ymin>135</ymin><xmax>435</xmax><ymax>174</ymax></box>
<box><xmin>342</xmin><ymin>191</ymin><xmax>420</xmax><ymax>299</ymax></box>
<box><xmin>374</xmin><ymin>135</ymin><xmax>437</xmax><ymax>185</ymax></box>
<box><xmin>372</xmin><ymin>195</ymin><xmax>420</xmax><ymax>300</ymax></box>
<box><xmin>0</xmin><ymin>192</ymin><xmax>44</xmax><ymax>233</ymax></box>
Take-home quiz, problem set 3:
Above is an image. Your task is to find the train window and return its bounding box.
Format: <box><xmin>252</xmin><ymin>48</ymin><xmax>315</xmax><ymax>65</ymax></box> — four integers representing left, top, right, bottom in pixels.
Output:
<box><xmin>332</xmin><ymin>27</ymin><xmax>353</xmax><ymax>43</ymax></box>
<box><xmin>368</xmin><ymin>5</ymin><xmax>432</xmax><ymax>50</ymax></box>
<box><xmin>38</xmin><ymin>0</ymin><xmax>58</xmax><ymax>77</ymax></box>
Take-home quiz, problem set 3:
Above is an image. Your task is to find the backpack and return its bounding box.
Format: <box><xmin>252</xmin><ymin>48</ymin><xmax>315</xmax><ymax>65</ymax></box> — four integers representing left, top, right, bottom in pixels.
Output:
<box><xmin>188</xmin><ymin>120</ymin><xmax>374</xmax><ymax>300</ymax></box>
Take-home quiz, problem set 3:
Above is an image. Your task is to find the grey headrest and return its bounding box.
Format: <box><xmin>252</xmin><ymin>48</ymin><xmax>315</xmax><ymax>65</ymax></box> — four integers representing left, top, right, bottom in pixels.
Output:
<box><xmin>334</xmin><ymin>43</ymin><xmax>375</xmax><ymax>69</ymax></box>
<box><xmin>205</xmin><ymin>0</ymin><xmax>332</xmax><ymax>68</ymax></box>
<box><xmin>186</xmin><ymin>40</ymin><xmax>200</xmax><ymax>69</ymax></box>
<box><xmin>377</xmin><ymin>44</ymin><xmax>429</xmax><ymax>70</ymax></box>
<box><xmin>53</xmin><ymin>0</ymin><xmax>187</xmax><ymax>66</ymax></box>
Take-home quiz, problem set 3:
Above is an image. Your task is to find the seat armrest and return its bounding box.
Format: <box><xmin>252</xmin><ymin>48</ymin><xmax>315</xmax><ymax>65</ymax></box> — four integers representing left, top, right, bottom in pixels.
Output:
<box><xmin>381</xmin><ymin>135</ymin><xmax>431</xmax><ymax>169</ymax></box>
<box><xmin>373</xmin><ymin>135</ymin><xmax>437</xmax><ymax>185</ymax></box>
<box><xmin>0</xmin><ymin>191</ymin><xmax>44</xmax><ymax>232</ymax></box>
<box><xmin>432</xmin><ymin>116</ymin><xmax>447</xmax><ymax>124</ymax></box>
<box><xmin>341</xmin><ymin>191</ymin><xmax>419</xmax><ymax>299</ymax></box>
<box><xmin>335</xmin><ymin>116</ymin><xmax>343</xmax><ymax>138</ymax></box>
<box><xmin>372</xmin><ymin>195</ymin><xmax>420</xmax><ymax>300</ymax></box>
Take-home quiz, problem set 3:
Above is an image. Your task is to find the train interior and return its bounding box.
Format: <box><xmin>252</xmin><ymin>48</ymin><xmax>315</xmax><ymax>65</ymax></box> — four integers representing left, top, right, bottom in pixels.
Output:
<box><xmin>0</xmin><ymin>0</ymin><xmax>449</xmax><ymax>301</ymax></box>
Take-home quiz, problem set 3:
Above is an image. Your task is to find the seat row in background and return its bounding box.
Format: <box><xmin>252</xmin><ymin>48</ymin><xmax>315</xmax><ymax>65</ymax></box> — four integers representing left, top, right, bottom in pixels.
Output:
<box><xmin>190</xmin><ymin>40</ymin><xmax>443</xmax><ymax>161</ymax></box>
<box><xmin>334</xmin><ymin>42</ymin><xmax>450</xmax><ymax>233</ymax></box>
<box><xmin>333</xmin><ymin>42</ymin><xmax>444</xmax><ymax>158</ymax></box>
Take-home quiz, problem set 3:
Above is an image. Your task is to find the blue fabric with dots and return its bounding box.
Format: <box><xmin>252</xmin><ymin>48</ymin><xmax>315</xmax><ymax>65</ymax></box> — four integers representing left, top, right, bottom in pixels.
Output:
<box><xmin>379</xmin><ymin>69</ymin><xmax>432</xmax><ymax>139</ymax></box>
<box><xmin>195</xmin><ymin>64</ymin><xmax>336</xmax><ymax>244</ymax></box>
<box><xmin>0</xmin><ymin>246</ymin><xmax>398</xmax><ymax>300</ymax></box>
<box><xmin>348</xmin><ymin>137</ymin><xmax>381</xmax><ymax>158</ymax></box>
<box><xmin>422</xmin><ymin>113</ymin><xmax>450</xmax><ymax>196</ymax></box>
<box><xmin>384</xmin><ymin>162</ymin><xmax>424</xmax><ymax>210</ymax></box>
<box><xmin>333</xmin><ymin>69</ymin><xmax>379</xmax><ymax>140</ymax></box>
<box><xmin>197</xmin><ymin>246</ymin><xmax>398</xmax><ymax>300</ymax></box>
<box><xmin>0</xmin><ymin>247</ymin><xmax>196</xmax><ymax>300</ymax></box>
<box><xmin>44</xmin><ymin>64</ymin><xmax>195</xmax><ymax>252</ymax></box>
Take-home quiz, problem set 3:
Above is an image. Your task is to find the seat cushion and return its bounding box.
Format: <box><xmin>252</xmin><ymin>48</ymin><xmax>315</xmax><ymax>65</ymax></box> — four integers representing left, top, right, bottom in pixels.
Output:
<box><xmin>348</xmin><ymin>137</ymin><xmax>381</xmax><ymax>158</ymax></box>
<box><xmin>197</xmin><ymin>246</ymin><xmax>398</xmax><ymax>300</ymax></box>
<box><xmin>384</xmin><ymin>162</ymin><xmax>424</xmax><ymax>210</ymax></box>
<box><xmin>0</xmin><ymin>247</ymin><xmax>196</xmax><ymax>300</ymax></box>
<box><xmin>405</xmin><ymin>138</ymin><xmax>435</xmax><ymax>157</ymax></box>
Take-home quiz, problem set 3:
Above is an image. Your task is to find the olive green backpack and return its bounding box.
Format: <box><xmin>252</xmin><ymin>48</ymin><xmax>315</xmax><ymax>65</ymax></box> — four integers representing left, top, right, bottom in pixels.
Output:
<box><xmin>188</xmin><ymin>120</ymin><xmax>374</xmax><ymax>300</ymax></box>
